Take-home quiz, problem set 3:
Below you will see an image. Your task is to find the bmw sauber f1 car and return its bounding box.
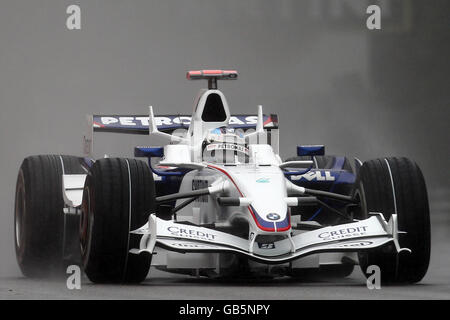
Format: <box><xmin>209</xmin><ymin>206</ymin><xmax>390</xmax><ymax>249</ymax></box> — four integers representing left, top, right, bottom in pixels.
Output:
<box><xmin>14</xmin><ymin>70</ymin><xmax>430</xmax><ymax>284</ymax></box>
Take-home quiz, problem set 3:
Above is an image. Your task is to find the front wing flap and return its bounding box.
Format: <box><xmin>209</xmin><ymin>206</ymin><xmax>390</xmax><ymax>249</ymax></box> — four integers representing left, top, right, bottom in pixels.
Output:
<box><xmin>130</xmin><ymin>213</ymin><xmax>408</xmax><ymax>264</ymax></box>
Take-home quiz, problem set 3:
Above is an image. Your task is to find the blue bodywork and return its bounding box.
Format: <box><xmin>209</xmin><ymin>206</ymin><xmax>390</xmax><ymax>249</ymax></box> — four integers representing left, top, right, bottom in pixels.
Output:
<box><xmin>287</xmin><ymin>156</ymin><xmax>355</xmax><ymax>222</ymax></box>
<box><xmin>297</xmin><ymin>145</ymin><xmax>325</xmax><ymax>156</ymax></box>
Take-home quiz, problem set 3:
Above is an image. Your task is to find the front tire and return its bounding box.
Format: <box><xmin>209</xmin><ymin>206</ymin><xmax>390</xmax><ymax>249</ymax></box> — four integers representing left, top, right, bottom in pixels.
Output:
<box><xmin>357</xmin><ymin>157</ymin><xmax>430</xmax><ymax>284</ymax></box>
<box><xmin>81</xmin><ymin>158</ymin><xmax>155</xmax><ymax>283</ymax></box>
<box><xmin>14</xmin><ymin>155</ymin><xmax>86</xmax><ymax>277</ymax></box>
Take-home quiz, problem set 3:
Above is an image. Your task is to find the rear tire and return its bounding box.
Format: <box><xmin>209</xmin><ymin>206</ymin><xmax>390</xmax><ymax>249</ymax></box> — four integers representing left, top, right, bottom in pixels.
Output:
<box><xmin>14</xmin><ymin>155</ymin><xmax>86</xmax><ymax>277</ymax></box>
<box><xmin>357</xmin><ymin>157</ymin><xmax>430</xmax><ymax>284</ymax></box>
<box><xmin>81</xmin><ymin>158</ymin><xmax>155</xmax><ymax>283</ymax></box>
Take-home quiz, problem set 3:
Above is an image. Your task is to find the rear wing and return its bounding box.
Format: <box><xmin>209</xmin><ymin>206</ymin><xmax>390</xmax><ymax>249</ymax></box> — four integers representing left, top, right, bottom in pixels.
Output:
<box><xmin>83</xmin><ymin>114</ymin><xmax>279</xmax><ymax>156</ymax></box>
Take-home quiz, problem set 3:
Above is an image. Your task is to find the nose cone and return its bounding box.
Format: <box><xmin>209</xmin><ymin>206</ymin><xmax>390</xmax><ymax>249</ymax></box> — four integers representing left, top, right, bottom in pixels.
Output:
<box><xmin>234</xmin><ymin>168</ymin><xmax>290</xmax><ymax>232</ymax></box>
<box><xmin>247</xmin><ymin>205</ymin><xmax>290</xmax><ymax>232</ymax></box>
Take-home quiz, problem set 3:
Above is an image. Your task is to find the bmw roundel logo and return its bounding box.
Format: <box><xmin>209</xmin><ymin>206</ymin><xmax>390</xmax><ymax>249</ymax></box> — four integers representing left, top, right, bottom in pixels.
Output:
<box><xmin>266</xmin><ymin>213</ymin><xmax>280</xmax><ymax>221</ymax></box>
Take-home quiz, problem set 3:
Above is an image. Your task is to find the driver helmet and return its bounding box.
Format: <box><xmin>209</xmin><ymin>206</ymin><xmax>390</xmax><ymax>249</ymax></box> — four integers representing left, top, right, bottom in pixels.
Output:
<box><xmin>202</xmin><ymin>127</ymin><xmax>249</xmax><ymax>164</ymax></box>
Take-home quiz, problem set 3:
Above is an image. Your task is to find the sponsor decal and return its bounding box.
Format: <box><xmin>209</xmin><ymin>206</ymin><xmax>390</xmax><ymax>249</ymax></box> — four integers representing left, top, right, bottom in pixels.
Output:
<box><xmin>318</xmin><ymin>226</ymin><xmax>368</xmax><ymax>241</ymax></box>
<box><xmin>291</xmin><ymin>170</ymin><xmax>336</xmax><ymax>182</ymax></box>
<box><xmin>95</xmin><ymin>115</ymin><xmax>271</xmax><ymax>127</ymax></box>
<box><xmin>170</xmin><ymin>242</ymin><xmax>216</xmax><ymax>249</ymax></box>
<box><xmin>337</xmin><ymin>240</ymin><xmax>374</xmax><ymax>248</ymax></box>
<box><xmin>206</xmin><ymin>143</ymin><xmax>249</xmax><ymax>154</ymax></box>
<box><xmin>256</xmin><ymin>178</ymin><xmax>270</xmax><ymax>183</ymax></box>
<box><xmin>257</xmin><ymin>242</ymin><xmax>276</xmax><ymax>249</ymax></box>
<box><xmin>167</xmin><ymin>226</ymin><xmax>216</xmax><ymax>241</ymax></box>
<box><xmin>266</xmin><ymin>213</ymin><xmax>280</xmax><ymax>221</ymax></box>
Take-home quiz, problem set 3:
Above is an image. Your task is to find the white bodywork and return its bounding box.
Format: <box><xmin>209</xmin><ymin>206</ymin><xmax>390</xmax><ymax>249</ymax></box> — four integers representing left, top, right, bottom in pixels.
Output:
<box><xmin>130</xmin><ymin>87</ymin><xmax>408</xmax><ymax>274</ymax></box>
<box><xmin>62</xmin><ymin>174</ymin><xmax>86</xmax><ymax>207</ymax></box>
<box><xmin>64</xmin><ymin>84</ymin><xmax>409</xmax><ymax>275</ymax></box>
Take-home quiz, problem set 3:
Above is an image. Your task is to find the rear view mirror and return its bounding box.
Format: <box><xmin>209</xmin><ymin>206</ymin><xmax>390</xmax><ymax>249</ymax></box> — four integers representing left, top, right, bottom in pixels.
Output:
<box><xmin>297</xmin><ymin>145</ymin><xmax>325</xmax><ymax>156</ymax></box>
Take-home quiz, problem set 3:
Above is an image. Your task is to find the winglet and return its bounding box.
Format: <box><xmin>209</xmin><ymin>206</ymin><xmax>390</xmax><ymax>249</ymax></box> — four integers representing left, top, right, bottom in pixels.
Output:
<box><xmin>149</xmin><ymin>106</ymin><xmax>158</xmax><ymax>134</ymax></box>
<box><xmin>148</xmin><ymin>106</ymin><xmax>189</xmax><ymax>143</ymax></box>
<box><xmin>256</xmin><ymin>105</ymin><xmax>264</xmax><ymax>134</ymax></box>
<box><xmin>244</xmin><ymin>105</ymin><xmax>265</xmax><ymax>139</ymax></box>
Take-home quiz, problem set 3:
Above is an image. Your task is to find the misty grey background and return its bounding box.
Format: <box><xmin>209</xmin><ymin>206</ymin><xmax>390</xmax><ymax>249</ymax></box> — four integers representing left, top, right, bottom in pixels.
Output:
<box><xmin>0</xmin><ymin>0</ymin><xmax>449</xmax><ymax>297</ymax></box>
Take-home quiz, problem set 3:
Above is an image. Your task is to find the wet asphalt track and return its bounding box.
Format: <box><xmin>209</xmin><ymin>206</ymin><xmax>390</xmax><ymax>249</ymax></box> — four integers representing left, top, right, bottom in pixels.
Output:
<box><xmin>1</xmin><ymin>197</ymin><xmax>449</xmax><ymax>300</ymax></box>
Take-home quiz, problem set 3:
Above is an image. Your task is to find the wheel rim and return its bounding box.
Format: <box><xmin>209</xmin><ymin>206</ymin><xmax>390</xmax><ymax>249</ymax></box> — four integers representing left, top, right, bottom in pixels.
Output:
<box><xmin>80</xmin><ymin>183</ymin><xmax>94</xmax><ymax>266</ymax></box>
<box><xmin>14</xmin><ymin>171</ymin><xmax>25</xmax><ymax>250</ymax></box>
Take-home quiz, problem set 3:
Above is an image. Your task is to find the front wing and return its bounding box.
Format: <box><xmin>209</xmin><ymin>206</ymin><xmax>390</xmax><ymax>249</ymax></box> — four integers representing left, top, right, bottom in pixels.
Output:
<box><xmin>130</xmin><ymin>213</ymin><xmax>409</xmax><ymax>264</ymax></box>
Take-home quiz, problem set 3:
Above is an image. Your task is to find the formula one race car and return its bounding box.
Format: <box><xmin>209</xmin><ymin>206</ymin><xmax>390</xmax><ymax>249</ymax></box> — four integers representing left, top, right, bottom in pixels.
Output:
<box><xmin>14</xmin><ymin>70</ymin><xmax>430</xmax><ymax>284</ymax></box>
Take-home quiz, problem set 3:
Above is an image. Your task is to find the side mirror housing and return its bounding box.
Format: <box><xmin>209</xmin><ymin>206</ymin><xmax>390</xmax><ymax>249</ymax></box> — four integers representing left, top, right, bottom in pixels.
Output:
<box><xmin>134</xmin><ymin>146</ymin><xmax>164</xmax><ymax>158</ymax></box>
<box><xmin>297</xmin><ymin>145</ymin><xmax>325</xmax><ymax>157</ymax></box>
